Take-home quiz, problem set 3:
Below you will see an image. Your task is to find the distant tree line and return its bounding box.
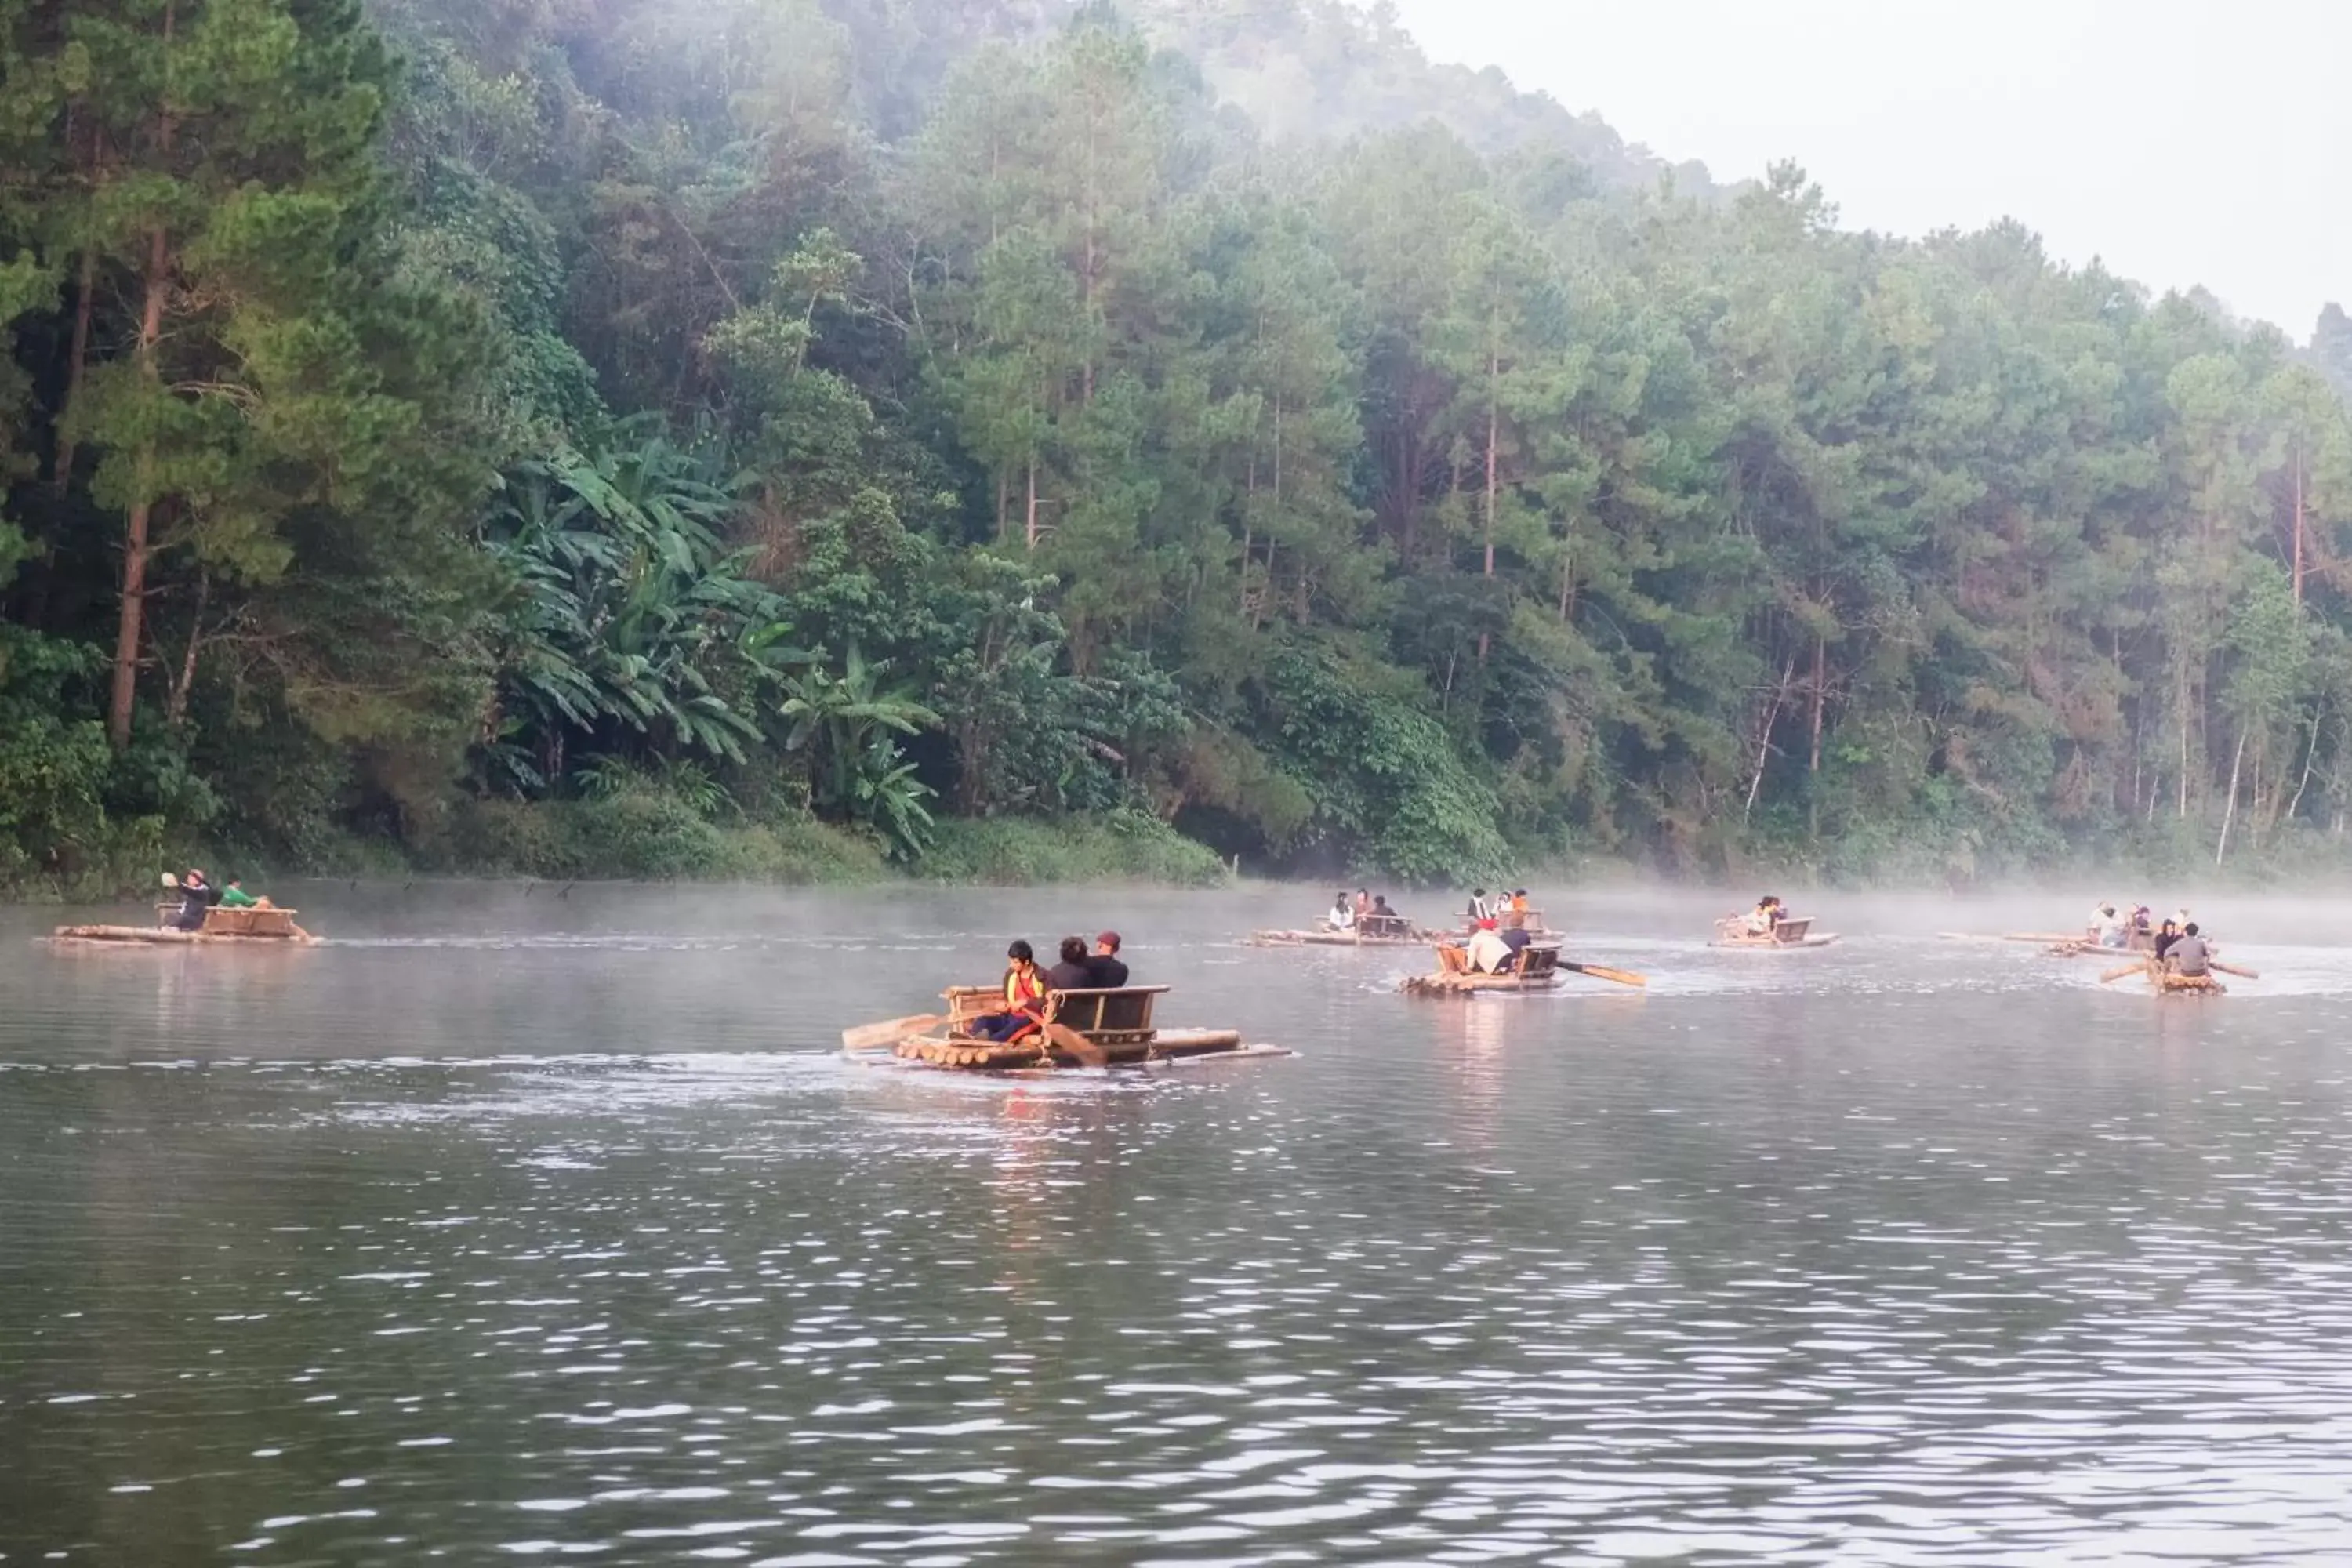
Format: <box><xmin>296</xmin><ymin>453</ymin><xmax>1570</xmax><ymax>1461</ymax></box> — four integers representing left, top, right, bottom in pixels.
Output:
<box><xmin>2</xmin><ymin>0</ymin><xmax>2350</xmax><ymax>889</ymax></box>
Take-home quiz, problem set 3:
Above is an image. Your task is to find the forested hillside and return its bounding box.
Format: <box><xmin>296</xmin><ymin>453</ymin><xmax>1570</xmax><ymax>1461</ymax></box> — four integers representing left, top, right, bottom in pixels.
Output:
<box><xmin>3</xmin><ymin>0</ymin><xmax>2349</xmax><ymax>892</ymax></box>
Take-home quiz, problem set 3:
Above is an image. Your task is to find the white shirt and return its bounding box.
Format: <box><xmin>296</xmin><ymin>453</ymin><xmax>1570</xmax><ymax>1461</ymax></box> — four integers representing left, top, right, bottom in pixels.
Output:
<box><xmin>1467</xmin><ymin>929</ymin><xmax>1514</xmax><ymax>974</ymax></box>
<box><xmin>1329</xmin><ymin>904</ymin><xmax>1356</xmax><ymax>931</ymax></box>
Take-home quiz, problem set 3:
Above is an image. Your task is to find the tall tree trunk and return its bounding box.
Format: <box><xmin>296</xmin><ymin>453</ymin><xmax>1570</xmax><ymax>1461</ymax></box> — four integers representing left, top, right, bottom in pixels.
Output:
<box><xmin>109</xmin><ymin>0</ymin><xmax>175</xmax><ymax>752</ymax></box>
<box><xmin>54</xmin><ymin>246</ymin><xmax>96</xmax><ymax>493</ymax></box>
<box><xmin>1024</xmin><ymin>455</ymin><xmax>1039</xmax><ymax>550</ymax></box>
<box><xmin>167</xmin><ymin>569</ymin><xmax>208</xmax><ymax>729</ymax></box>
<box><xmin>2293</xmin><ymin>441</ymin><xmax>2307</xmax><ymax>608</ymax></box>
<box><xmin>2216</xmin><ymin>728</ymin><xmax>2247</xmax><ymax>865</ymax></box>
<box><xmin>1744</xmin><ymin>655</ymin><xmax>1797</xmax><ymax>824</ymax></box>
<box><xmin>1479</xmin><ymin>347</ymin><xmax>1498</xmax><ymax>662</ymax></box>
<box><xmin>1240</xmin><ymin>455</ymin><xmax>1255</xmax><ymax>619</ymax></box>
<box><xmin>110</xmin><ymin>223</ymin><xmax>172</xmax><ymax>751</ymax></box>
<box><xmin>2176</xmin><ymin>673</ymin><xmax>2190</xmax><ymax>821</ymax></box>
<box><xmin>1807</xmin><ymin>635</ymin><xmax>1826</xmax><ymax>837</ymax></box>
<box><xmin>2288</xmin><ymin>704</ymin><xmax>2323</xmax><ymax>827</ymax></box>
<box><xmin>1808</xmin><ymin>636</ymin><xmax>1827</xmax><ymax>774</ymax></box>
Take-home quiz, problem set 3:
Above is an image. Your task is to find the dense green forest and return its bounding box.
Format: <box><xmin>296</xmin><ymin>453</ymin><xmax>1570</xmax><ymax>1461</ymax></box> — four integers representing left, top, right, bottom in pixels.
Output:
<box><xmin>4</xmin><ymin>0</ymin><xmax>2351</xmax><ymax>893</ymax></box>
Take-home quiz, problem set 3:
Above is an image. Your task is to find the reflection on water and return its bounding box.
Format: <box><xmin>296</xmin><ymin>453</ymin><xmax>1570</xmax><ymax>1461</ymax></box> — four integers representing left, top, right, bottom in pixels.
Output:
<box><xmin>8</xmin><ymin>884</ymin><xmax>2352</xmax><ymax>1562</ymax></box>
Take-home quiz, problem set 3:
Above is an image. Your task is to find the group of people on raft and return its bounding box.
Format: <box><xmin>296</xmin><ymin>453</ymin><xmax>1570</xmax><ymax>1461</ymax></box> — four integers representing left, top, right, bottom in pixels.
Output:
<box><xmin>165</xmin><ymin>868</ymin><xmax>297</xmax><ymax>934</ymax></box>
<box><xmin>1462</xmin><ymin>890</ymin><xmax>1544</xmax><ymax>975</ymax></box>
<box><xmin>1327</xmin><ymin>889</ymin><xmax>1412</xmax><ymax>935</ymax></box>
<box><xmin>966</xmin><ymin>932</ymin><xmax>1132</xmax><ymax>1044</ymax></box>
<box><xmin>2086</xmin><ymin>902</ymin><xmax>2215</xmax><ymax>975</ymax></box>
<box><xmin>1324</xmin><ymin>887</ymin><xmax>1538</xmax><ymax>938</ymax></box>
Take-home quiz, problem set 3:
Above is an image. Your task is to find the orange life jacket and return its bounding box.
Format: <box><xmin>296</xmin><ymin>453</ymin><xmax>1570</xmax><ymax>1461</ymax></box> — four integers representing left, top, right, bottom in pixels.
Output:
<box><xmin>1003</xmin><ymin>966</ymin><xmax>1047</xmax><ymax>1015</ymax></box>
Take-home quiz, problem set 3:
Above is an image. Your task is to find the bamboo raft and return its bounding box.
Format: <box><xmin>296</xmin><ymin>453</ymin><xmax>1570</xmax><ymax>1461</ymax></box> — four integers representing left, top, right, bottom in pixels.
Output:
<box><xmin>1402</xmin><ymin>943</ymin><xmax>1566</xmax><ymax>997</ymax></box>
<box><xmin>1940</xmin><ymin>931</ymin><xmax>2155</xmax><ymax>958</ymax></box>
<box><xmin>2098</xmin><ymin>954</ymin><xmax>2253</xmax><ymax>996</ymax></box>
<box><xmin>1710</xmin><ymin>915</ymin><xmax>1839</xmax><ymax>950</ymax></box>
<box><xmin>1252</xmin><ymin>920</ymin><xmax>1437</xmax><ymax>948</ymax></box>
<box><xmin>52</xmin><ymin>906</ymin><xmax>317</xmax><ymax>946</ymax></box>
<box><xmin>850</xmin><ymin>985</ymin><xmax>1283</xmax><ymax>1074</ymax></box>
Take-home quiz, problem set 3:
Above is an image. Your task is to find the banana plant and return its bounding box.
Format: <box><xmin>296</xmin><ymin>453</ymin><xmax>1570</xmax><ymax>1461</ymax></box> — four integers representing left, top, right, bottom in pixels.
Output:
<box><xmin>477</xmin><ymin>424</ymin><xmax>781</xmax><ymax>789</ymax></box>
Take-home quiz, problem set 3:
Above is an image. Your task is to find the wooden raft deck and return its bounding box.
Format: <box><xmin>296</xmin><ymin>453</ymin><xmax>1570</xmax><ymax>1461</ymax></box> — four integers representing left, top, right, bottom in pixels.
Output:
<box><xmin>873</xmin><ymin>985</ymin><xmax>1280</xmax><ymax>1073</ymax></box>
<box><xmin>53</xmin><ymin>907</ymin><xmax>315</xmax><ymax>945</ymax></box>
<box><xmin>1710</xmin><ymin>916</ymin><xmax>1838</xmax><ymax>950</ymax></box>
<box><xmin>1402</xmin><ymin>943</ymin><xmax>1565</xmax><ymax>997</ymax></box>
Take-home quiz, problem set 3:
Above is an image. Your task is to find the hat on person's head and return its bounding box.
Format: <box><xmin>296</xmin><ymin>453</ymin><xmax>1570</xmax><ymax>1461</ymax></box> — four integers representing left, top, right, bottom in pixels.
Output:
<box><xmin>1095</xmin><ymin>931</ymin><xmax>1121</xmax><ymax>952</ymax></box>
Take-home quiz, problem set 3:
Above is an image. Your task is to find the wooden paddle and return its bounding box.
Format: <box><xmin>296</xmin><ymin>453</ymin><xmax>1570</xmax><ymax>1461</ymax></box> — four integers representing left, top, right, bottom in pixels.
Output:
<box><xmin>2099</xmin><ymin>959</ymin><xmax>2151</xmax><ymax>984</ymax></box>
<box><xmin>1560</xmin><ymin>960</ymin><xmax>1647</xmax><ymax>989</ymax></box>
<box><xmin>2212</xmin><ymin>960</ymin><xmax>2260</xmax><ymax>980</ymax></box>
<box><xmin>840</xmin><ymin>1014</ymin><xmax>947</xmax><ymax>1053</ymax></box>
<box><xmin>1040</xmin><ymin>1017</ymin><xmax>1109</xmax><ymax>1069</ymax></box>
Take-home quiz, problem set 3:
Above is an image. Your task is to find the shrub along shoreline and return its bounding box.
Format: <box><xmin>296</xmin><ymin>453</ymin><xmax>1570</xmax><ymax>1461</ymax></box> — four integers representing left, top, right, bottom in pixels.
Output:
<box><xmin>2</xmin><ymin>797</ymin><xmax>1235</xmax><ymax>902</ymax></box>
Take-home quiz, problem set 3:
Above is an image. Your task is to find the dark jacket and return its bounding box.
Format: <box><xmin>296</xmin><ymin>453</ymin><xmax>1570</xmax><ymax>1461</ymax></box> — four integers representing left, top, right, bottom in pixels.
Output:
<box><xmin>1087</xmin><ymin>954</ymin><xmax>1130</xmax><ymax>989</ymax></box>
<box><xmin>174</xmin><ymin>882</ymin><xmax>219</xmax><ymax>931</ymax></box>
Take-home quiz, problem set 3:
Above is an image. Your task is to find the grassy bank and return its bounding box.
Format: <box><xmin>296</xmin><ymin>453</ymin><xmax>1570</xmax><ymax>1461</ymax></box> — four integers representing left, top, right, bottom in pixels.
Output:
<box><xmin>411</xmin><ymin>795</ymin><xmax>1231</xmax><ymax>887</ymax></box>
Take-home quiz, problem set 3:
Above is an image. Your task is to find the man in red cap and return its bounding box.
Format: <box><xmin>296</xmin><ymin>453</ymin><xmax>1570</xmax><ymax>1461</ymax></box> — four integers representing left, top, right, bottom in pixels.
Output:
<box><xmin>1088</xmin><ymin>931</ymin><xmax>1128</xmax><ymax>989</ymax></box>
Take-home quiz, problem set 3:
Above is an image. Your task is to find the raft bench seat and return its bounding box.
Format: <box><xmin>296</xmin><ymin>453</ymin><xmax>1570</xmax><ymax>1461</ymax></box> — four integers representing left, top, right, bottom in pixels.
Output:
<box><xmin>942</xmin><ymin>984</ymin><xmax>1171</xmax><ymax>1046</ymax></box>
<box><xmin>149</xmin><ymin>906</ymin><xmax>302</xmax><ymax>937</ymax></box>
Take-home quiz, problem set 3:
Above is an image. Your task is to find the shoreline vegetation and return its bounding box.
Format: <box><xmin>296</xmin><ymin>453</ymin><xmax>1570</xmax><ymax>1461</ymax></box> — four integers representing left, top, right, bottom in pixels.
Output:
<box><xmin>6</xmin><ymin>2</ymin><xmax>2352</xmax><ymax>904</ymax></box>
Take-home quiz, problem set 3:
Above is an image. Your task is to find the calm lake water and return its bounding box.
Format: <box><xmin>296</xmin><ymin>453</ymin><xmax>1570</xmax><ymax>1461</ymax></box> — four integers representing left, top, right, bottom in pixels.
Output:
<box><xmin>7</xmin><ymin>883</ymin><xmax>2352</xmax><ymax>1565</ymax></box>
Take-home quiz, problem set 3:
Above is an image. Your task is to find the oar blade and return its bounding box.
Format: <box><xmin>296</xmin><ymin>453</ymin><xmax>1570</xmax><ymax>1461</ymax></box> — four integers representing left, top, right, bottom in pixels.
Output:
<box><xmin>841</xmin><ymin>1014</ymin><xmax>946</xmax><ymax>1052</ymax></box>
<box><xmin>2098</xmin><ymin>961</ymin><xmax>2147</xmax><ymax>985</ymax></box>
<box><xmin>2211</xmin><ymin>960</ymin><xmax>2261</xmax><ymax>980</ymax></box>
<box><xmin>1563</xmin><ymin>960</ymin><xmax>1647</xmax><ymax>989</ymax></box>
<box><xmin>1042</xmin><ymin>1019</ymin><xmax>1108</xmax><ymax>1069</ymax></box>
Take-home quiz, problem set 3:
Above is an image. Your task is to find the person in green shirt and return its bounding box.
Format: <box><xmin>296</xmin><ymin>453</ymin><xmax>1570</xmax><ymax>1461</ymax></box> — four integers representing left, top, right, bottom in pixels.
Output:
<box><xmin>219</xmin><ymin>878</ymin><xmax>262</xmax><ymax>909</ymax></box>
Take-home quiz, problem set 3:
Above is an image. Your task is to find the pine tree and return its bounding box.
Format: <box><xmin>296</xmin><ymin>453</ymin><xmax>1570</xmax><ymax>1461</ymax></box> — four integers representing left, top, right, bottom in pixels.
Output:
<box><xmin>53</xmin><ymin>0</ymin><xmax>484</xmax><ymax>749</ymax></box>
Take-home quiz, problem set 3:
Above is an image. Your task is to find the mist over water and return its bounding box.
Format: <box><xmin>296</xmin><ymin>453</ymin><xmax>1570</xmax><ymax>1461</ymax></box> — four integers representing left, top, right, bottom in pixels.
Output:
<box><xmin>8</xmin><ymin>882</ymin><xmax>2352</xmax><ymax>1563</ymax></box>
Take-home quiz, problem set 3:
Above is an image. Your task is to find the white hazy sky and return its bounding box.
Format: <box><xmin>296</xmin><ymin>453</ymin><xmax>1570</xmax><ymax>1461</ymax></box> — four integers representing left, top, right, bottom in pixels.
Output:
<box><xmin>1383</xmin><ymin>0</ymin><xmax>2348</xmax><ymax>339</ymax></box>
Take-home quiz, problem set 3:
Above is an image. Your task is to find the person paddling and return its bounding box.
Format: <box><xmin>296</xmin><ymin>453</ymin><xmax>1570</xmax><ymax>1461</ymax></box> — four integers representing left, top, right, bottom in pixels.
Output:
<box><xmin>2166</xmin><ymin>922</ymin><xmax>2212</xmax><ymax>978</ymax></box>
<box><xmin>967</xmin><ymin>941</ymin><xmax>1051</xmax><ymax>1044</ymax></box>
<box><xmin>171</xmin><ymin>869</ymin><xmax>219</xmax><ymax>932</ymax></box>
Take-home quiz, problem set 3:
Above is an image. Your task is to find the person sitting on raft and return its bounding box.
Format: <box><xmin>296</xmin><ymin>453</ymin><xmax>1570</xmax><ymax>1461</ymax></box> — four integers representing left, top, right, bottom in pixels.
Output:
<box><xmin>1087</xmin><ymin>931</ymin><xmax>1129</xmax><ymax>989</ymax></box>
<box><xmin>2151</xmin><ymin>914</ymin><xmax>2183</xmax><ymax>960</ymax></box>
<box><xmin>1365</xmin><ymin>895</ymin><xmax>1406</xmax><ymax>937</ymax></box>
<box><xmin>219</xmin><ymin>877</ymin><xmax>278</xmax><ymax>909</ymax></box>
<box><xmin>1045</xmin><ymin>935</ymin><xmax>1097</xmax><ymax>994</ymax></box>
<box><xmin>1742</xmin><ymin>895</ymin><xmax>1783</xmax><ymax>937</ymax></box>
<box><xmin>170</xmin><ymin>869</ymin><xmax>220</xmax><ymax>931</ymax></box>
<box><xmin>1465</xmin><ymin>921</ymin><xmax>1516</xmax><ymax>975</ymax></box>
<box><xmin>2165</xmin><ymin>922</ymin><xmax>2212</xmax><ymax>978</ymax></box>
<box><xmin>967</xmin><ymin>940</ymin><xmax>1052</xmax><ymax>1044</ymax></box>
<box><xmin>1328</xmin><ymin>891</ymin><xmax>1357</xmax><ymax>932</ymax></box>
<box><xmin>2088</xmin><ymin>902</ymin><xmax>2126</xmax><ymax>949</ymax></box>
